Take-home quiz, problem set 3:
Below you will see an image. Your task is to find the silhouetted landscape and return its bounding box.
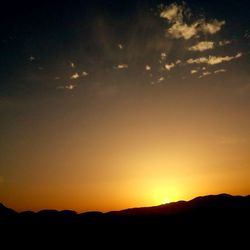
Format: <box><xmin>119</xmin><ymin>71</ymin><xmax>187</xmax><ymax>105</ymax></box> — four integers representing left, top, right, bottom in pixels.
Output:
<box><xmin>1</xmin><ymin>194</ymin><xmax>250</xmax><ymax>246</ymax></box>
<box><xmin>2</xmin><ymin>1</ymin><xmax>250</xmax><ymax>247</ymax></box>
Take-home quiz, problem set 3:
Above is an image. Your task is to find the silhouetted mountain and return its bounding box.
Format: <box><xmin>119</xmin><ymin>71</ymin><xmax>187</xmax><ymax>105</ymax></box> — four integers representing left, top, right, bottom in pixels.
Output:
<box><xmin>1</xmin><ymin>194</ymin><xmax>250</xmax><ymax>247</ymax></box>
<box><xmin>108</xmin><ymin>193</ymin><xmax>250</xmax><ymax>216</ymax></box>
<box><xmin>0</xmin><ymin>203</ymin><xmax>17</xmax><ymax>218</ymax></box>
<box><xmin>1</xmin><ymin>194</ymin><xmax>250</xmax><ymax>220</ymax></box>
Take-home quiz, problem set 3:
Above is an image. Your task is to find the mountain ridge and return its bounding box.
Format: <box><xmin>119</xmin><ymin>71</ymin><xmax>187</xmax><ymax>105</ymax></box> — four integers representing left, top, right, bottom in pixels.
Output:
<box><xmin>1</xmin><ymin>193</ymin><xmax>250</xmax><ymax>217</ymax></box>
<box><xmin>1</xmin><ymin>193</ymin><xmax>250</xmax><ymax>246</ymax></box>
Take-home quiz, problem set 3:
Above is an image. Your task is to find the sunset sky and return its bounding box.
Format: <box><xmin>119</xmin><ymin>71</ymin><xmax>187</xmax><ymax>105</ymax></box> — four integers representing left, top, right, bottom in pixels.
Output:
<box><xmin>1</xmin><ymin>0</ymin><xmax>250</xmax><ymax>212</ymax></box>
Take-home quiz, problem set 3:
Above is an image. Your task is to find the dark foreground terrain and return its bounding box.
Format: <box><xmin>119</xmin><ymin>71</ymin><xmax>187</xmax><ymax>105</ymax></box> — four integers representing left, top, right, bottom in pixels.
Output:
<box><xmin>1</xmin><ymin>194</ymin><xmax>250</xmax><ymax>247</ymax></box>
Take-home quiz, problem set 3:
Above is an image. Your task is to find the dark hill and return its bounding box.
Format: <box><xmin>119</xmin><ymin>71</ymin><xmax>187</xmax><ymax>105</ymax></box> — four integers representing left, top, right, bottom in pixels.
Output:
<box><xmin>1</xmin><ymin>194</ymin><xmax>250</xmax><ymax>247</ymax></box>
<box><xmin>108</xmin><ymin>193</ymin><xmax>250</xmax><ymax>216</ymax></box>
<box><xmin>0</xmin><ymin>203</ymin><xmax>17</xmax><ymax>219</ymax></box>
<box><xmin>1</xmin><ymin>194</ymin><xmax>250</xmax><ymax>219</ymax></box>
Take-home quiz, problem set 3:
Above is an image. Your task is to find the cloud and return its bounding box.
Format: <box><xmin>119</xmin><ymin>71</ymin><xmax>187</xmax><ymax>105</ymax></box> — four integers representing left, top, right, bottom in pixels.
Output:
<box><xmin>235</xmin><ymin>52</ymin><xmax>243</xmax><ymax>58</ymax></box>
<box><xmin>70</xmin><ymin>61</ymin><xmax>75</xmax><ymax>68</ymax></box>
<box><xmin>191</xmin><ymin>69</ymin><xmax>198</xmax><ymax>74</ymax></box>
<box><xmin>168</xmin><ymin>21</ymin><xmax>199</xmax><ymax>40</ymax></box>
<box><xmin>65</xmin><ymin>84</ymin><xmax>76</xmax><ymax>90</ymax></box>
<box><xmin>187</xmin><ymin>57</ymin><xmax>208</xmax><ymax>64</ymax></box>
<box><xmin>160</xmin><ymin>52</ymin><xmax>167</xmax><ymax>61</ymax></box>
<box><xmin>70</xmin><ymin>73</ymin><xmax>80</xmax><ymax>79</ymax></box>
<box><xmin>188</xmin><ymin>41</ymin><xmax>215</xmax><ymax>51</ymax></box>
<box><xmin>160</xmin><ymin>3</ymin><xmax>183</xmax><ymax>23</ymax></box>
<box><xmin>187</xmin><ymin>52</ymin><xmax>242</xmax><ymax>65</ymax></box>
<box><xmin>199</xmin><ymin>71</ymin><xmax>211</xmax><ymax>78</ymax></box>
<box><xmin>214</xmin><ymin>69</ymin><xmax>226</xmax><ymax>74</ymax></box>
<box><xmin>114</xmin><ymin>64</ymin><xmax>128</xmax><ymax>69</ymax></box>
<box><xmin>82</xmin><ymin>71</ymin><xmax>88</xmax><ymax>76</ymax></box>
<box><xmin>57</xmin><ymin>84</ymin><xmax>76</xmax><ymax>90</ymax></box>
<box><xmin>188</xmin><ymin>40</ymin><xmax>230</xmax><ymax>52</ymax></box>
<box><xmin>157</xmin><ymin>77</ymin><xmax>165</xmax><ymax>83</ymax></box>
<box><xmin>160</xmin><ymin>3</ymin><xmax>225</xmax><ymax>40</ymax></box>
<box><xmin>219</xmin><ymin>40</ymin><xmax>231</xmax><ymax>46</ymax></box>
<box><xmin>164</xmin><ymin>63</ymin><xmax>175</xmax><ymax>71</ymax></box>
<box><xmin>200</xmin><ymin>20</ymin><xmax>225</xmax><ymax>34</ymax></box>
<box><xmin>176</xmin><ymin>60</ymin><xmax>182</xmax><ymax>64</ymax></box>
<box><xmin>145</xmin><ymin>65</ymin><xmax>151</xmax><ymax>71</ymax></box>
<box><xmin>29</xmin><ymin>56</ymin><xmax>35</xmax><ymax>61</ymax></box>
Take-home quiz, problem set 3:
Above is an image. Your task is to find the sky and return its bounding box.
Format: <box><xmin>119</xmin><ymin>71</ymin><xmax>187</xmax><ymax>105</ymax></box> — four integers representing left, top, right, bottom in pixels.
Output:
<box><xmin>0</xmin><ymin>0</ymin><xmax>250</xmax><ymax>212</ymax></box>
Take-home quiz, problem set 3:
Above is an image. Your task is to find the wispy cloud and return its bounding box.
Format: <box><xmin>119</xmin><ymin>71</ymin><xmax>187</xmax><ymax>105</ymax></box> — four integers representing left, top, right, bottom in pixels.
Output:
<box><xmin>219</xmin><ymin>40</ymin><xmax>231</xmax><ymax>46</ymax></box>
<box><xmin>187</xmin><ymin>52</ymin><xmax>242</xmax><ymax>65</ymax></box>
<box><xmin>82</xmin><ymin>71</ymin><xmax>88</xmax><ymax>76</ymax></box>
<box><xmin>214</xmin><ymin>69</ymin><xmax>227</xmax><ymax>74</ymax></box>
<box><xmin>157</xmin><ymin>77</ymin><xmax>165</xmax><ymax>83</ymax></box>
<box><xmin>160</xmin><ymin>52</ymin><xmax>167</xmax><ymax>61</ymax></box>
<box><xmin>191</xmin><ymin>69</ymin><xmax>198</xmax><ymax>74</ymax></box>
<box><xmin>200</xmin><ymin>20</ymin><xmax>225</xmax><ymax>34</ymax></box>
<box><xmin>57</xmin><ymin>84</ymin><xmax>76</xmax><ymax>90</ymax></box>
<box><xmin>168</xmin><ymin>22</ymin><xmax>199</xmax><ymax>40</ymax></box>
<box><xmin>187</xmin><ymin>57</ymin><xmax>208</xmax><ymax>64</ymax></box>
<box><xmin>199</xmin><ymin>71</ymin><xmax>212</xmax><ymax>78</ymax></box>
<box><xmin>164</xmin><ymin>63</ymin><xmax>175</xmax><ymax>71</ymax></box>
<box><xmin>160</xmin><ymin>3</ymin><xmax>183</xmax><ymax>23</ymax></box>
<box><xmin>114</xmin><ymin>64</ymin><xmax>128</xmax><ymax>69</ymax></box>
<box><xmin>160</xmin><ymin>3</ymin><xmax>225</xmax><ymax>40</ymax></box>
<box><xmin>70</xmin><ymin>61</ymin><xmax>75</xmax><ymax>68</ymax></box>
<box><xmin>29</xmin><ymin>56</ymin><xmax>35</xmax><ymax>61</ymax></box>
<box><xmin>188</xmin><ymin>41</ymin><xmax>215</xmax><ymax>51</ymax></box>
<box><xmin>118</xmin><ymin>44</ymin><xmax>123</xmax><ymax>49</ymax></box>
<box><xmin>65</xmin><ymin>84</ymin><xmax>76</xmax><ymax>90</ymax></box>
<box><xmin>70</xmin><ymin>73</ymin><xmax>80</xmax><ymax>79</ymax></box>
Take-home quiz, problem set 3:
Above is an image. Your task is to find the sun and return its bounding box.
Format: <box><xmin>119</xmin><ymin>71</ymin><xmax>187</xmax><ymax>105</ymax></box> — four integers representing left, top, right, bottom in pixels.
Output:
<box><xmin>162</xmin><ymin>199</ymin><xmax>171</xmax><ymax>204</ymax></box>
<box><xmin>148</xmin><ymin>184</ymin><xmax>181</xmax><ymax>205</ymax></box>
<box><xmin>150</xmin><ymin>188</ymin><xmax>173</xmax><ymax>205</ymax></box>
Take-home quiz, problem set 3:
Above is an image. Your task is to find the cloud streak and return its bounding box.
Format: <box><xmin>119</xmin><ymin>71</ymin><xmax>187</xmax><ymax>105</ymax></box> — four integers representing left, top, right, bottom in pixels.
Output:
<box><xmin>57</xmin><ymin>84</ymin><xmax>76</xmax><ymax>90</ymax></box>
<box><xmin>188</xmin><ymin>40</ymin><xmax>232</xmax><ymax>52</ymax></box>
<box><xmin>187</xmin><ymin>52</ymin><xmax>242</xmax><ymax>65</ymax></box>
<box><xmin>191</xmin><ymin>69</ymin><xmax>198</xmax><ymax>74</ymax></box>
<box><xmin>214</xmin><ymin>69</ymin><xmax>227</xmax><ymax>74</ymax></box>
<box><xmin>188</xmin><ymin>41</ymin><xmax>215</xmax><ymax>51</ymax></box>
<box><xmin>114</xmin><ymin>64</ymin><xmax>128</xmax><ymax>69</ymax></box>
<box><xmin>199</xmin><ymin>71</ymin><xmax>212</xmax><ymax>78</ymax></box>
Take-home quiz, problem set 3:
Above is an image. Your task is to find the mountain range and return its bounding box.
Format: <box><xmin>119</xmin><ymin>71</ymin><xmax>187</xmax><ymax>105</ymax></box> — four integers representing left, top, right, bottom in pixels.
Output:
<box><xmin>1</xmin><ymin>194</ymin><xmax>249</xmax><ymax>246</ymax></box>
<box><xmin>1</xmin><ymin>193</ymin><xmax>250</xmax><ymax>219</ymax></box>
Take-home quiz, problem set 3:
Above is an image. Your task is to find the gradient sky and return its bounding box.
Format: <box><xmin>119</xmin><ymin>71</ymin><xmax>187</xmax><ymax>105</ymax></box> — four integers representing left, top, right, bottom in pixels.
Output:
<box><xmin>1</xmin><ymin>0</ymin><xmax>250</xmax><ymax>212</ymax></box>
